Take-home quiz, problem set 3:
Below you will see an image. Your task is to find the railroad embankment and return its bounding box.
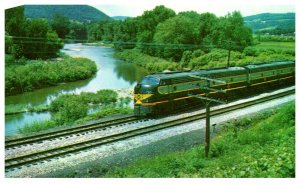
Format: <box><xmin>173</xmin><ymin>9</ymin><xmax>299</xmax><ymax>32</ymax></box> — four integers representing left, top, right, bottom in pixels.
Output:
<box><xmin>105</xmin><ymin>101</ymin><xmax>295</xmax><ymax>178</ymax></box>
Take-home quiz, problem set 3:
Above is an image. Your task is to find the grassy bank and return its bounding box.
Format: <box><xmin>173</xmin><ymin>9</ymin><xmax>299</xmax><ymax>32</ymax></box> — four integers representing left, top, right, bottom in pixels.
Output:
<box><xmin>5</xmin><ymin>55</ymin><xmax>97</xmax><ymax>96</ymax></box>
<box><xmin>105</xmin><ymin>102</ymin><xmax>295</xmax><ymax>178</ymax></box>
<box><xmin>5</xmin><ymin>104</ymin><xmax>48</xmax><ymax>115</ymax></box>
<box><xmin>18</xmin><ymin>90</ymin><xmax>133</xmax><ymax>134</ymax></box>
<box><xmin>115</xmin><ymin>41</ymin><xmax>295</xmax><ymax>72</ymax></box>
<box><xmin>19</xmin><ymin>107</ymin><xmax>132</xmax><ymax>134</ymax></box>
<box><xmin>114</xmin><ymin>49</ymin><xmax>180</xmax><ymax>72</ymax></box>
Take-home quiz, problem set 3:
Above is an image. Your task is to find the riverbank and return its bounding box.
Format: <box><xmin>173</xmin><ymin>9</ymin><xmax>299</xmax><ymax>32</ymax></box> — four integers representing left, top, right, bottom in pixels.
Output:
<box><xmin>5</xmin><ymin>55</ymin><xmax>97</xmax><ymax>96</ymax></box>
<box><xmin>105</xmin><ymin>101</ymin><xmax>295</xmax><ymax>178</ymax></box>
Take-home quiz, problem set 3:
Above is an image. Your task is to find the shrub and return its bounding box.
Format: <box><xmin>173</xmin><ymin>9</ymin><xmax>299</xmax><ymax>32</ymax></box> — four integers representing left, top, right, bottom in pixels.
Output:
<box><xmin>55</xmin><ymin>99</ymin><xmax>88</xmax><ymax>124</ymax></box>
<box><xmin>114</xmin><ymin>49</ymin><xmax>180</xmax><ymax>72</ymax></box>
<box><xmin>243</xmin><ymin>47</ymin><xmax>258</xmax><ymax>56</ymax></box>
<box><xmin>191</xmin><ymin>49</ymin><xmax>205</xmax><ymax>58</ymax></box>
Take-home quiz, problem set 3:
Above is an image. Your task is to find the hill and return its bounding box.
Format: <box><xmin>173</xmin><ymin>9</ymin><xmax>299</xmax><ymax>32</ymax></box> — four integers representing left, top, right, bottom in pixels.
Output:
<box><xmin>244</xmin><ymin>13</ymin><xmax>295</xmax><ymax>35</ymax></box>
<box><xmin>24</xmin><ymin>5</ymin><xmax>112</xmax><ymax>22</ymax></box>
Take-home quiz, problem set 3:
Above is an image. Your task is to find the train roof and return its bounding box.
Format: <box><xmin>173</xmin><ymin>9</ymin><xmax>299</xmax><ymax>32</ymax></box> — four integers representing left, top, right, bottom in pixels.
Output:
<box><xmin>148</xmin><ymin>66</ymin><xmax>246</xmax><ymax>80</ymax></box>
<box><xmin>146</xmin><ymin>61</ymin><xmax>295</xmax><ymax>81</ymax></box>
<box><xmin>244</xmin><ymin>61</ymin><xmax>294</xmax><ymax>69</ymax></box>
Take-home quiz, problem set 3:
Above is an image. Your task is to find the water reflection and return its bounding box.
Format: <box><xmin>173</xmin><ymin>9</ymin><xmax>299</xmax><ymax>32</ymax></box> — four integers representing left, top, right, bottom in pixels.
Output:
<box><xmin>5</xmin><ymin>78</ymin><xmax>93</xmax><ymax>106</ymax></box>
<box><xmin>5</xmin><ymin>112</ymin><xmax>52</xmax><ymax>136</ymax></box>
<box><xmin>114</xmin><ymin>61</ymin><xmax>146</xmax><ymax>84</ymax></box>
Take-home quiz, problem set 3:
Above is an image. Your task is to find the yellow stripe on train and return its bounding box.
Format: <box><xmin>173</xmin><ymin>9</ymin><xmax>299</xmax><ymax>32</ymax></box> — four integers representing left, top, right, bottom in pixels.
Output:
<box><xmin>134</xmin><ymin>94</ymin><xmax>153</xmax><ymax>104</ymax></box>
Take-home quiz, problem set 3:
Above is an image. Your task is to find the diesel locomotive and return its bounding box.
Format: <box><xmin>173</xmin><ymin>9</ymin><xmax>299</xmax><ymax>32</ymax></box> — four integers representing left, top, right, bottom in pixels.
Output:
<box><xmin>134</xmin><ymin>61</ymin><xmax>295</xmax><ymax>116</ymax></box>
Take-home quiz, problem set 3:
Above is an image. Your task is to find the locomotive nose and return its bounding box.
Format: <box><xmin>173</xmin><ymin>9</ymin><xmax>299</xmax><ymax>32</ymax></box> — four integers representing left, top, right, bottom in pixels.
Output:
<box><xmin>134</xmin><ymin>83</ymin><xmax>142</xmax><ymax>93</ymax></box>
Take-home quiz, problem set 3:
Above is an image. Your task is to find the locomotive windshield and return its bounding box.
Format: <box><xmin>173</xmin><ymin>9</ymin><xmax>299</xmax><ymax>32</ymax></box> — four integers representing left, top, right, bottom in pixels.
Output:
<box><xmin>141</xmin><ymin>77</ymin><xmax>160</xmax><ymax>86</ymax></box>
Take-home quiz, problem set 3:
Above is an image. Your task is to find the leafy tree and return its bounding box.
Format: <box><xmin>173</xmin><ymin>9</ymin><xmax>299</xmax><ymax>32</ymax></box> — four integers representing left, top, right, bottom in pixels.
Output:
<box><xmin>136</xmin><ymin>5</ymin><xmax>176</xmax><ymax>55</ymax></box>
<box><xmin>51</xmin><ymin>14</ymin><xmax>71</xmax><ymax>39</ymax></box>
<box><xmin>198</xmin><ymin>13</ymin><xmax>218</xmax><ymax>52</ymax></box>
<box><xmin>87</xmin><ymin>21</ymin><xmax>106</xmax><ymax>41</ymax></box>
<box><xmin>5</xmin><ymin>6</ymin><xmax>63</xmax><ymax>59</ymax></box>
<box><xmin>212</xmin><ymin>11</ymin><xmax>253</xmax><ymax>66</ymax></box>
<box><xmin>153</xmin><ymin>14</ymin><xmax>199</xmax><ymax>61</ymax></box>
<box><xmin>113</xmin><ymin>18</ymin><xmax>138</xmax><ymax>50</ymax></box>
<box><xmin>5</xmin><ymin>6</ymin><xmax>26</xmax><ymax>37</ymax></box>
<box><xmin>67</xmin><ymin>21</ymin><xmax>87</xmax><ymax>41</ymax></box>
<box><xmin>22</xmin><ymin>19</ymin><xmax>63</xmax><ymax>59</ymax></box>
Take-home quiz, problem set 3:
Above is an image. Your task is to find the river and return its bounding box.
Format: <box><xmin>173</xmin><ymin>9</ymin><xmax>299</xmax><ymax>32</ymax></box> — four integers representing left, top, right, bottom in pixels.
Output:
<box><xmin>5</xmin><ymin>44</ymin><xmax>149</xmax><ymax>136</ymax></box>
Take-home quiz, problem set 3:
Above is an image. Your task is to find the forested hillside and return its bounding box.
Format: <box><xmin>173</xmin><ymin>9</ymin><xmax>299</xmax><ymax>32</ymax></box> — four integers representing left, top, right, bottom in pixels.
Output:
<box><xmin>244</xmin><ymin>13</ymin><xmax>295</xmax><ymax>35</ymax></box>
<box><xmin>24</xmin><ymin>5</ymin><xmax>112</xmax><ymax>22</ymax></box>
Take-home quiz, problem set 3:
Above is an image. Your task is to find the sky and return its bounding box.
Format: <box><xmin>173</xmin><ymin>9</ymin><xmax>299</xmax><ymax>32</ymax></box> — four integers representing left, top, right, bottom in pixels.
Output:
<box><xmin>93</xmin><ymin>0</ymin><xmax>295</xmax><ymax>17</ymax></box>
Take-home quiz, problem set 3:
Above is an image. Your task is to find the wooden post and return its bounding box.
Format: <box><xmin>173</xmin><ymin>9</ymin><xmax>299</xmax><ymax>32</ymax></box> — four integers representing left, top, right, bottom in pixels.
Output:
<box><xmin>205</xmin><ymin>80</ymin><xmax>211</xmax><ymax>158</ymax></box>
<box><xmin>188</xmin><ymin>74</ymin><xmax>226</xmax><ymax>158</ymax></box>
<box><xmin>205</xmin><ymin>102</ymin><xmax>210</xmax><ymax>157</ymax></box>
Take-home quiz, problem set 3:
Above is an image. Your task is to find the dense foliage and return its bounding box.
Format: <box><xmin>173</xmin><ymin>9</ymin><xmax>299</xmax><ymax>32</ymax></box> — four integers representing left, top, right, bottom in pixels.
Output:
<box><xmin>114</xmin><ymin>49</ymin><xmax>179</xmax><ymax>72</ymax></box>
<box><xmin>88</xmin><ymin>6</ymin><xmax>253</xmax><ymax>63</ymax></box>
<box><xmin>105</xmin><ymin>102</ymin><xmax>295</xmax><ymax>178</ymax></box>
<box><xmin>5</xmin><ymin>56</ymin><xmax>97</xmax><ymax>96</ymax></box>
<box><xmin>49</xmin><ymin>90</ymin><xmax>118</xmax><ymax>112</ymax></box>
<box><xmin>5</xmin><ymin>6</ymin><xmax>63</xmax><ymax>59</ymax></box>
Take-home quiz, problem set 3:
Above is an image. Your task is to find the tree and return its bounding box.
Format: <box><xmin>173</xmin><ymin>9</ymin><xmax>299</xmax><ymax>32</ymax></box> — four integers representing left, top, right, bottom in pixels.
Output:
<box><xmin>198</xmin><ymin>13</ymin><xmax>218</xmax><ymax>51</ymax></box>
<box><xmin>51</xmin><ymin>14</ymin><xmax>70</xmax><ymax>39</ymax></box>
<box><xmin>153</xmin><ymin>14</ymin><xmax>199</xmax><ymax>61</ymax></box>
<box><xmin>5</xmin><ymin>6</ymin><xmax>26</xmax><ymax>37</ymax></box>
<box><xmin>5</xmin><ymin>6</ymin><xmax>63</xmax><ymax>59</ymax></box>
<box><xmin>113</xmin><ymin>18</ymin><xmax>138</xmax><ymax>50</ymax></box>
<box><xmin>136</xmin><ymin>5</ymin><xmax>176</xmax><ymax>55</ymax></box>
<box><xmin>212</xmin><ymin>11</ymin><xmax>253</xmax><ymax>67</ymax></box>
<box><xmin>67</xmin><ymin>21</ymin><xmax>88</xmax><ymax>41</ymax></box>
<box><xmin>21</xmin><ymin>19</ymin><xmax>63</xmax><ymax>59</ymax></box>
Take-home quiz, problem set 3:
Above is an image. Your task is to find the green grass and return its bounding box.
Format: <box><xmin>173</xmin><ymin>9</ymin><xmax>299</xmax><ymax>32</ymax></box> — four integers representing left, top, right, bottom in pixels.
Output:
<box><xmin>75</xmin><ymin>107</ymin><xmax>133</xmax><ymax>124</ymax></box>
<box><xmin>18</xmin><ymin>120</ymin><xmax>58</xmax><ymax>134</ymax></box>
<box><xmin>255</xmin><ymin>42</ymin><xmax>295</xmax><ymax>51</ymax></box>
<box><xmin>18</xmin><ymin>106</ymin><xmax>133</xmax><ymax>134</ymax></box>
<box><xmin>114</xmin><ymin>49</ymin><xmax>180</xmax><ymax>72</ymax></box>
<box><xmin>5</xmin><ymin>104</ymin><xmax>49</xmax><ymax>114</ymax></box>
<box><xmin>105</xmin><ymin>102</ymin><xmax>295</xmax><ymax>178</ymax></box>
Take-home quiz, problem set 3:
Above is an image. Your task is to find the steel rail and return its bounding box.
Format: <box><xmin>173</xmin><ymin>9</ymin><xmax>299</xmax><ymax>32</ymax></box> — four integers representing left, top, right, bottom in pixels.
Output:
<box><xmin>5</xmin><ymin>115</ymin><xmax>139</xmax><ymax>149</ymax></box>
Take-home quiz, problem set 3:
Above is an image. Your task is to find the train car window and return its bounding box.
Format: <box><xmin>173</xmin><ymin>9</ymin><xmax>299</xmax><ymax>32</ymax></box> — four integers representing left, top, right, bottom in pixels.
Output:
<box><xmin>141</xmin><ymin>77</ymin><xmax>160</xmax><ymax>85</ymax></box>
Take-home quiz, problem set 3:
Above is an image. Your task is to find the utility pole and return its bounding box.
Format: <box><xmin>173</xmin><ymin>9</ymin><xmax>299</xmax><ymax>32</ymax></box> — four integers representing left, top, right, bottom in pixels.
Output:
<box><xmin>189</xmin><ymin>75</ymin><xmax>227</xmax><ymax>157</ymax></box>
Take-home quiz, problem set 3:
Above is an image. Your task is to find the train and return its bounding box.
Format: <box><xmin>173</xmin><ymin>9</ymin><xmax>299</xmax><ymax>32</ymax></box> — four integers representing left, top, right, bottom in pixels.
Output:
<box><xmin>134</xmin><ymin>61</ymin><xmax>295</xmax><ymax>117</ymax></box>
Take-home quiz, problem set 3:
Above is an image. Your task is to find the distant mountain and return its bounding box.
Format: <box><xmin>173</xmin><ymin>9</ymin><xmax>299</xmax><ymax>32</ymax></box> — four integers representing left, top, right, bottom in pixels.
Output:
<box><xmin>112</xmin><ymin>16</ymin><xmax>130</xmax><ymax>21</ymax></box>
<box><xmin>244</xmin><ymin>13</ymin><xmax>295</xmax><ymax>35</ymax></box>
<box><xmin>24</xmin><ymin>5</ymin><xmax>112</xmax><ymax>22</ymax></box>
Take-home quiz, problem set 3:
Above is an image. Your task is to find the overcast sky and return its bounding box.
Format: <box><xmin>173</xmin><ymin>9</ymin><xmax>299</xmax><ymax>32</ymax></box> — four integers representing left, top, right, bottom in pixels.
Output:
<box><xmin>93</xmin><ymin>0</ymin><xmax>295</xmax><ymax>17</ymax></box>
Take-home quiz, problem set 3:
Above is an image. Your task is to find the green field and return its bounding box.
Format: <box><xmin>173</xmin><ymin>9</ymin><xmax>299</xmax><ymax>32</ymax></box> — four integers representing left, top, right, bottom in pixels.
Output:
<box><xmin>254</xmin><ymin>41</ymin><xmax>295</xmax><ymax>52</ymax></box>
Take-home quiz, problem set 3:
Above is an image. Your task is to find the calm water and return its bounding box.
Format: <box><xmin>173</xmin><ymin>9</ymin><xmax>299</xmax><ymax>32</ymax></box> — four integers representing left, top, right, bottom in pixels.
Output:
<box><xmin>5</xmin><ymin>44</ymin><xmax>148</xmax><ymax>136</ymax></box>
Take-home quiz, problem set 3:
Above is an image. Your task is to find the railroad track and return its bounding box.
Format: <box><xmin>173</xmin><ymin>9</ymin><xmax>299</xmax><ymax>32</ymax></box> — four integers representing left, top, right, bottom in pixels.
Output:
<box><xmin>5</xmin><ymin>115</ymin><xmax>140</xmax><ymax>149</ymax></box>
<box><xmin>5</xmin><ymin>89</ymin><xmax>294</xmax><ymax>171</ymax></box>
